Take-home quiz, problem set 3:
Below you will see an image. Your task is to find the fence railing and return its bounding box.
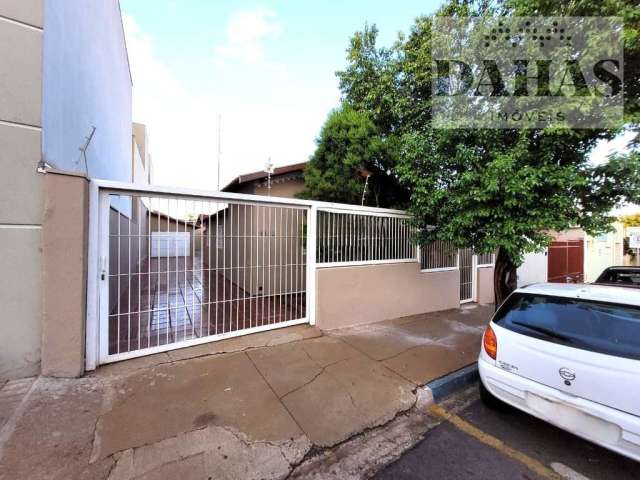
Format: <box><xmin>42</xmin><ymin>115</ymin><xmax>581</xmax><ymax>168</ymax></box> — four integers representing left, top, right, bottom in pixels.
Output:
<box><xmin>86</xmin><ymin>179</ymin><xmax>495</xmax><ymax>369</ymax></box>
<box><xmin>315</xmin><ymin>208</ymin><xmax>416</xmax><ymax>267</ymax></box>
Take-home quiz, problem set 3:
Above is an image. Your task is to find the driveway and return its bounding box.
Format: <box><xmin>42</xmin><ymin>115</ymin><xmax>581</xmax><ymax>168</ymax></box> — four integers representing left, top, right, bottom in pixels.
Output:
<box><xmin>0</xmin><ymin>304</ymin><xmax>492</xmax><ymax>480</ymax></box>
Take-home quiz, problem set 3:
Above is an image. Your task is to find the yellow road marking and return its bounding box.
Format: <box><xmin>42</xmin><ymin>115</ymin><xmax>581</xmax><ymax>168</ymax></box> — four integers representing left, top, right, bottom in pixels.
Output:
<box><xmin>430</xmin><ymin>404</ymin><xmax>563</xmax><ymax>480</ymax></box>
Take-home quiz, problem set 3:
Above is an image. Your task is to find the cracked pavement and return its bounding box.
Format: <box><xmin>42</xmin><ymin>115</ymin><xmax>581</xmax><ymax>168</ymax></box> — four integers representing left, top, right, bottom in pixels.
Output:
<box><xmin>0</xmin><ymin>304</ymin><xmax>492</xmax><ymax>480</ymax></box>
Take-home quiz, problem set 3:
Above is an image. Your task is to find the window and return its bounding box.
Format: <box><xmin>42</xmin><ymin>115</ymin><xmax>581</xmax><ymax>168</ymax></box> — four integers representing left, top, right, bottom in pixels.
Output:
<box><xmin>420</xmin><ymin>240</ymin><xmax>458</xmax><ymax>271</ymax></box>
<box><xmin>595</xmin><ymin>268</ymin><xmax>640</xmax><ymax>287</ymax></box>
<box><xmin>494</xmin><ymin>293</ymin><xmax>640</xmax><ymax>360</ymax></box>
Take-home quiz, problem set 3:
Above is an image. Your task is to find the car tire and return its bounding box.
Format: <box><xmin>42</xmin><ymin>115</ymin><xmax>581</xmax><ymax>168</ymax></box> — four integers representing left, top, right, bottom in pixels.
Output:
<box><xmin>479</xmin><ymin>380</ymin><xmax>506</xmax><ymax>410</ymax></box>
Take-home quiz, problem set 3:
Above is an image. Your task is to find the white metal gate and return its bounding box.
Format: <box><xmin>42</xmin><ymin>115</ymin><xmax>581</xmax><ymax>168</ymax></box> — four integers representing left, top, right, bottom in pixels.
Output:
<box><xmin>91</xmin><ymin>184</ymin><xmax>311</xmax><ymax>365</ymax></box>
<box><xmin>459</xmin><ymin>248</ymin><xmax>475</xmax><ymax>303</ymax></box>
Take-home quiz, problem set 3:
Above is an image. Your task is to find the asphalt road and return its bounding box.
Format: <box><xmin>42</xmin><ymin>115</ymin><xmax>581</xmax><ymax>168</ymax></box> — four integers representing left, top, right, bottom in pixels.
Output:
<box><xmin>375</xmin><ymin>386</ymin><xmax>640</xmax><ymax>480</ymax></box>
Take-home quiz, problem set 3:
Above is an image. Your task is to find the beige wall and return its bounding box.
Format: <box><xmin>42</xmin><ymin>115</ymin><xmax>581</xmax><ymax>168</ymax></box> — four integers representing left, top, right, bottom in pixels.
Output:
<box><xmin>316</xmin><ymin>263</ymin><xmax>459</xmax><ymax>330</ymax></box>
<box><xmin>476</xmin><ymin>266</ymin><xmax>495</xmax><ymax>305</ymax></box>
<box><xmin>255</xmin><ymin>178</ymin><xmax>305</xmax><ymax>198</ymax></box>
<box><xmin>584</xmin><ymin>222</ymin><xmax>625</xmax><ymax>282</ymax></box>
<box><xmin>0</xmin><ymin>1</ymin><xmax>44</xmax><ymax>381</ymax></box>
<box><xmin>553</xmin><ymin>228</ymin><xmax>585</xmax><ymax>242</ymax></box>
<box><xmin>41</xmin><ymin>172</ymin><xmax>89</xmax><ymax>377</ymax></box>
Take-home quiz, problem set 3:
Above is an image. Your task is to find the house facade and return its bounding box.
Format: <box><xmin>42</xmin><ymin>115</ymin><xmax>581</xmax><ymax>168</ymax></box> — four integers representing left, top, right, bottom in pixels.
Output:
<box><xmin>0</xmin><ymin>0</ymin><xmax>150</xmax><ymax>381</ymax></box>
<box><xmin>222</xmin><ymin>162</ymin><xmax>306</xmax><ymax>197</ymax></box>
<box><xmin>2</xmin><ymin>5</ymin><xmax>495</xmax><ymax>379</ymax></box>
<box><xmin>213</xmin><ymin>163</ymin><xmax>497</xmax><ymax>329</ymax></box>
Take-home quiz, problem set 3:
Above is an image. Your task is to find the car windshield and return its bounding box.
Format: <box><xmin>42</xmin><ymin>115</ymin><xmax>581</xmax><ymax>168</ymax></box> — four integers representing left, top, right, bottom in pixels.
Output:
<box><xmin>595</xmin><ymin>269</ymin><xmax>640</xmax><ymax>287</ymax></box>
<box><xmin>493</xmin><ymin>293</ymin><xmax>640</xmax><ymax>360</ymax></box>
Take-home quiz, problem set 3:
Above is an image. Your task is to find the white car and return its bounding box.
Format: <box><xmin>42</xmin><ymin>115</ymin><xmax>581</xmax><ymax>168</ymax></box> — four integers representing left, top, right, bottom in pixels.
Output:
<box><xmin>478</xmin><ymin>283</ymin><xmax>640</xmax><ymax>462</ymax></box>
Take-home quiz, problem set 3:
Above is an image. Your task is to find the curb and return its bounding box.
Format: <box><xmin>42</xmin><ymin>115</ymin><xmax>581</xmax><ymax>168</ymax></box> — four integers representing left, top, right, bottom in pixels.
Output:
<box><xmin>423</xmin><ymin>363</ymin><xmax>479</xmax><ymax>403</ymax></box>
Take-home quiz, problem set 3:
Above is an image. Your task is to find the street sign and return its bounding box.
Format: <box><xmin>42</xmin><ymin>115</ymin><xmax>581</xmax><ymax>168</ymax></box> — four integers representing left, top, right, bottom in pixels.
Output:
<box><xmin>630</xmin><ymin>234</ymin><xmax>640</xmax><ymax>249</ymax></box>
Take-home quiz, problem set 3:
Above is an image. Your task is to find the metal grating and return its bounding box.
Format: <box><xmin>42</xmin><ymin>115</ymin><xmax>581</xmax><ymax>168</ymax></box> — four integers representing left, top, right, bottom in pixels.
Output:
<box><xmin>105</xmin><ymin>194</ymin><xmax>307</xmax><ymax>360</ymax></box>
<box><xmin>476</xmin><ymin>252</ymin><xmax>495</xmax><ymax>266</ymax></box>
<box><xmin>316</xmin><ymin>210</ymin><xmax>415</xmax><ymax>265</ymax></box>
<box><xmin>420</xmin><ymin>240</ymin><xmax>458</xmax><ymax>271</ymax></box>
<box><xmin>459</xmin><ymin>247</ymin><xmax>474</xmax><ymax>302</ymax></box>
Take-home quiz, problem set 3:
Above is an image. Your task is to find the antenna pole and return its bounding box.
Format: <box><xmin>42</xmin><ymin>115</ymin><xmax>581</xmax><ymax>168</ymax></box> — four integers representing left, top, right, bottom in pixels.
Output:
<box><xmin>265</xmin><ymin>157</ymin><xmax>274</xmax><ymax>196</ymax></box>
<box><xmin>216</xmin><ymin>114</ymin><xmax>222</xmax><ymax>191</ymax></box>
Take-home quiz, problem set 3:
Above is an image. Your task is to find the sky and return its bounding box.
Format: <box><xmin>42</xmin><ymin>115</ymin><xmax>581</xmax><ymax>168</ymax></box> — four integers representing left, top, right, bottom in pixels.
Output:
<box><xmin>120</xmin><ymin>0</ymin><xmax>443</xmax><ymax>191</ymax></box>
<box><xmin>120</xmin><ymin>0</ymin><xmax>637</xmax><ymax>216</ymax></box>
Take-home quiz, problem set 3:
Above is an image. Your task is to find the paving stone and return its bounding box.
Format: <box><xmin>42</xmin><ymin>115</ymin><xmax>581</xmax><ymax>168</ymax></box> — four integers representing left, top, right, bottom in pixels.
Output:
<box><xmin>0</xmin><ymin>377</ymin><xmax>35</xmax><ymax>430</ymax></box>
<box><xmin>92</xmin><ymin>352</ymin><xmax>302</xmax><ymax>460</ymax></box>
<box><xmin>382</xmin><ymin>343</ymin><xmax>474</xmax><ymax>385</ymax></box>
<box><xmin>330</xmin><ymin>325</ymin><xmax>423</xmax><ymax>361</ymax></box>
<box><xmin>135</xmin><ymin>453</ymin><xmax>205</xmax><ymax>480</ymax></box>
<box><xmin>247</xmin><ymin>336</ymin><xmax>362</xmax><ymax>398</ymax></box>
<box><xmin>0</xmin><ymin>377</ymin><xmax>112</xmax><ymax>480</ymax></box>
<box><xmin>281</xmin><ymin>355</ymin><xmax>415</xmax><ymax>447</ymax></box>
<box><xmin>0</xmin><ymin>306</ymin><xmax>491</xmax><ymax>479</ymax></box>
<box><xmin>300</xmin><ymin>335</ymin><xmax>362</xmax><ymax>367</ymax></box>
<box><xmin>166</xmin><ymin>325</ymin><xmax>322</xmax><ymax>362</ymax></box>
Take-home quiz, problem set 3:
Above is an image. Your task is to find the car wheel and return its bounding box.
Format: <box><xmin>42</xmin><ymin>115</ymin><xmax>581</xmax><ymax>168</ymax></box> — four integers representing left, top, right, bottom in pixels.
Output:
<box><xmin>479</xmin><ymin>380</ymin><xmax>505</xmax><ymax>410</ymax></box>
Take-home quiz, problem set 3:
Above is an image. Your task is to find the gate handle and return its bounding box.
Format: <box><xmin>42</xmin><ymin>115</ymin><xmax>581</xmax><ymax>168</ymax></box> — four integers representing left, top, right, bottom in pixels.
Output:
<box><xmin>100</xmin><ymin>256</ymin><xmax>107</xmax><ymax>281</ymax></box>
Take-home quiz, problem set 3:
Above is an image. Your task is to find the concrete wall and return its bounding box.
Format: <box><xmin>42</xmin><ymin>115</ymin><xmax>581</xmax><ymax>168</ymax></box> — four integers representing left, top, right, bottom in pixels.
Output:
<box><xmin>584</xmin><ymin>222</ymin><xmax>625</xmax><ymax>282</ymax></box>
<box><xmin>315</xmin><ymin>263</ymin><xmax>459</xmax><ymax>330</ymax></box>
<box><xmin>255</xmin><ymin>178</ymin><xmax>305</xmax><ymax>198</ymax></box>
<box><xmin>41</xmin><ymin>172</ymin><xmax>89</xmax><ymax>377</ymax></box>
<box><xmin>0</xmin><ymin>0</ymin><xmax>44</xmax><ymax>381</ymax></box>
<box><xmin>1</xmin><ymin>1</ymin><xmax>133</xmax><ymax>379</ymax></box>
<box><xmin>476</xmin><ymin>266</ymin><xmax>494</xmax><ymax>305</ymax></box>
<box><xmin>42</xmin><ymin>0</ymin><xmax>132</xmax><ymax>182</ymax></box>
<box><xmin>517</xmin><ymin>250</ymin><xmax>548</xmax><ymax>287</ymax></box>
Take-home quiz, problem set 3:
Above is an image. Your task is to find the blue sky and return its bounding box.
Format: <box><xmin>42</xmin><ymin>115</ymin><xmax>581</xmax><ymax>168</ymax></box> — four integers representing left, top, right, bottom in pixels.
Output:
<box><xmin>120</xmin><ymin>0</ymin><xmax>443</xmax><ymax>190</ymax></box>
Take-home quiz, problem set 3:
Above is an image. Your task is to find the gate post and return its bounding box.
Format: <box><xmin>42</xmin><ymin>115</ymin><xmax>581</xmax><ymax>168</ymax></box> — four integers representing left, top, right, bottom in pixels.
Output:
<box><xmin>85</xmin><ymin>181</ymin><xmax>100</xmax><ymax>371</ymax></box>
<box><xmin>306</xmin><ymin>205</ymin><xmax>317</xmax><ymax>325</ymax></box>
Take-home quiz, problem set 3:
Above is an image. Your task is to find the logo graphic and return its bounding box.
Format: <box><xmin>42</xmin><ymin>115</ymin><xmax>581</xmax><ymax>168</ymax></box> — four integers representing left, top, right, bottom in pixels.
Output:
<box><xmin>559</xmin><ymin>367</ymin><xmax>576</xmax><ymax>382</ymax></box>
<box><xmin>431</xmin><ymin>17</ymin><xmax>623</xmax><ymax>128</ymax></box>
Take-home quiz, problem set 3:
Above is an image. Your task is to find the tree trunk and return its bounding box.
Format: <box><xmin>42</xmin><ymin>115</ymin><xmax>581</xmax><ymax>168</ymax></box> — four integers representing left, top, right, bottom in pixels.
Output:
<box><xmin>494</xmin><ymin>247</ymin><xmax>517</xmax><ymax>309</ymax></box>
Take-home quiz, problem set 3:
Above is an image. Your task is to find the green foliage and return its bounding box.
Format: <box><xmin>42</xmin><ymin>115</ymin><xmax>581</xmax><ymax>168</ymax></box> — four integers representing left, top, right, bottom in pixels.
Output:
<box><xmin>298</xmin><ymin>105</ymin><xmax>408</xmax><ymax>207</ymax></box>
<box><xmin>335</xmin><ymin>0</ymin><xmax>640</xmax><ymax>265</ymax></box>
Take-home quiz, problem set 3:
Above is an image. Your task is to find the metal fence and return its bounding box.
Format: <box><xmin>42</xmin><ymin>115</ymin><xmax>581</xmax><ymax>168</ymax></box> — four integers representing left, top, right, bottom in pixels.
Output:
<box><xmin>92</xmin><ymin>184</ymin><xmax>310</xmax><ymax>364</ymax></box>
<box><xmin>86</xmin><ymin>181</ymin><xmax>496</xmax><ymax>368</ymax></box>
<box><xmin>419</xmin><ymin>240</ymin><xmax>458</xmax><ymax>271</ymax></box>
<box><xmin>316</xmin><ymin>209</ymin><xmax>415</xmax><ymax>266</ymax></box>
<box><xmin>476</xmin><ymin>252</ymin><xmax>496</xmax><ymax>266</ymax></box>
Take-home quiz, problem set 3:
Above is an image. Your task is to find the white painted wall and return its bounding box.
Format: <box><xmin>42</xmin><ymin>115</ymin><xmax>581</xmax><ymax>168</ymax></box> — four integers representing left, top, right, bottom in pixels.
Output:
<box><xmin>42</xmin><ymin>0</ymin><xmax>132</xmax><ymax>183</ymax></box>
<box><xmin>517</xmin><ymin>250</ymin><xmax>548</xmax><ymax>287</ymax></box>
<box><xmin>584</xmin><ymin>224</ymin><xmax>625</xmax><ymax>282</ymax></box>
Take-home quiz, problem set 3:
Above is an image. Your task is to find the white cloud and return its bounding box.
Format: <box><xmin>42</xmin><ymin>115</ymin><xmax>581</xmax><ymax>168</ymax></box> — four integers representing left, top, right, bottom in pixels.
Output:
<box><xmin>123</xmin><ymin>14</ymin><xmax>220</xmax><ymax>190</ymax></box>
<box><xmin>122</xmin><ymin>12</ymin><xmax>338</xmax><ymax>200</ymax></box>
<box><xmin>215</xmin><ymin>8</ymin><xmax>282</xmax><ymax>64</ymax></box>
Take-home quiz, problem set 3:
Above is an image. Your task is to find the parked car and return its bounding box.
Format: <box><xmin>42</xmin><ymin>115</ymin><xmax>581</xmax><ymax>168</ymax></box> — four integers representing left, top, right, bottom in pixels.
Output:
<box><xmin>594</xmin><ymin>266</ymin><xmax>640</xmax><ymax>289</ymax></box>
<box><xmin>478</xmin><ymin>283</ymin><xmax>640</xmax><ymax>462</ymax></box>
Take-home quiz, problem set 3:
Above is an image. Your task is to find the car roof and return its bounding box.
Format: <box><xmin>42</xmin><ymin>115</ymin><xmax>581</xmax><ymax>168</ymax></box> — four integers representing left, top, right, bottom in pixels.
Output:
<box><xmin>516</xmin><ymin>282</ymin><xmax>640</xmax><ymax>307</ymax></box>
<box><xmin>600</xmin><ymin>266</ymin><xmax>640</xmax><ymax>272</ymax></box>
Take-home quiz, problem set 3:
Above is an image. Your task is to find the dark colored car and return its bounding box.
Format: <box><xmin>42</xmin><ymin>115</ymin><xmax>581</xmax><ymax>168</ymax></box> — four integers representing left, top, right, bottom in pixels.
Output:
<box><xmin>594</xmin><ymin>266</ymin><xmax>640</xmax><ymax>288</ymax></box>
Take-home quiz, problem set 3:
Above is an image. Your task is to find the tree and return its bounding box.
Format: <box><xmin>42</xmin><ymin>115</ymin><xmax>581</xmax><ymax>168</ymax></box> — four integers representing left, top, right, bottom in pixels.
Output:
<box><xmin>298</xmin><ymin>105</ymin><xmax>407</xmax><ymax>207</ymax></box>
<box><xmin>336</xmin><ymin>0</ymin><xmax>640</xmax><ymax>305</ymax></box>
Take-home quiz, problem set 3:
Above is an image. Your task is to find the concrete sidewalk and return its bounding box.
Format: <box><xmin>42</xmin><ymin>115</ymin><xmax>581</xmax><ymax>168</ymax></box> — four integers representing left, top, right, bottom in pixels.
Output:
<box><xmin>0</xmin><ymin>304</ymin><xmax>492</xmax><ymax>480</ymax></box>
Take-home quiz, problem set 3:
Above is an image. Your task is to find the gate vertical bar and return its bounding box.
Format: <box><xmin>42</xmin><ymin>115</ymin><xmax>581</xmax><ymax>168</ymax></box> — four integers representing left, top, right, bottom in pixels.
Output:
<box><xmin>306</xmin><ymin>205</ymin><xmax>317</xmax><ymax>325</ymax></box>
<box><xmin>97</xmin><ymin>190</ymin><xmax>112</xmax><ymax>365</ymax></box>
